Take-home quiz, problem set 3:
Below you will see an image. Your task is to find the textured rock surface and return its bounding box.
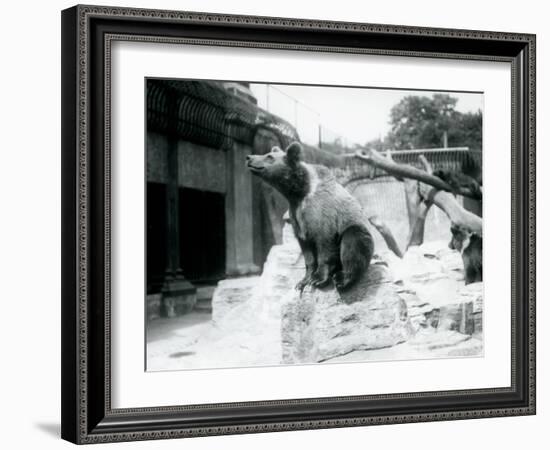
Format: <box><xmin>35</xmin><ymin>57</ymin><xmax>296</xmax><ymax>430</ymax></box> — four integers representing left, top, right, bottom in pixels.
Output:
<box><xmin>328</xmin><ymin>329</ymin><xmax>483</xmax><ymax>363</ymax></box>
<box><xmin>278</xmin><ymin>235</ymin><xmax>483</xmax><ymax>364</ymax></box>
<box><xmin>448</xmin><ymin>282</ymin><xmax>483</xmax><ymax>335</ymax></box>
<box><xmin>396</xmin><ymin>280</ymin><xmax>483</xmax><ymax>335</ymax></box>
<box><xmin>211</xmin><ymin>276</ymin><xmax>259</xmax><ymax>324</ymax></box>
<box><xmin>391</xmin><ymin>243</ymin><xmax>465</xmax><ymax>309</ymax></box>
<box><xmin>281</xmin><ymin>263</ymin><xmax>414</xmax><ymax>363</ymax></box>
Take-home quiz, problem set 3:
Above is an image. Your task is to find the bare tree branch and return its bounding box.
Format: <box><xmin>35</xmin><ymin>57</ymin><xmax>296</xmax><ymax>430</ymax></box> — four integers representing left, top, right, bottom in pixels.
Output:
<box><xmin>367</xmin><ymin>215</ymin><xmax>404</xmax><ymax>258</ymax></box>
<box><xmin>418</xmin><ymin>154</ymin><xmax>433</xmax><ymax>173</ymax></box>
<box><xmin>384</xmin><ymin>149</ymin><xmax>404</xmax><ymax>181</ymax></box>
<box><xmin>355</xmin><ymin>148</ymin><xmax>482</xmax><ymax>200</ymax></box>
<box><xmin>421</xmin><ymin>188</ymin><xmax>483</xmax><ymax>235</ymax></box>
<box><xmin>402</xmin><ymin>153</ymin><xmax>434</xmax><ymax>248</ymax></box>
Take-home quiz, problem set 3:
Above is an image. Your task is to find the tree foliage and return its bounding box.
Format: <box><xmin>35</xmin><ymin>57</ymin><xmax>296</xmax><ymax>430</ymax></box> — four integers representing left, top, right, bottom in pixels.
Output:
<box><xmin>366</xmin><ymin>94</ymin><xmax>482</xmax><ymax>152</ymax></box>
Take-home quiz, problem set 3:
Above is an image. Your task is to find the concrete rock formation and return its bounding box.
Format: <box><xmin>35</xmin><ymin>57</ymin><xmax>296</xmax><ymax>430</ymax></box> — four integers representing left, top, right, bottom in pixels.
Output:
<box><xmin>281</xmin><ymin>262</ymin><xmax>414</xmax><ymax>364</ymax></box>
<box><xmin>212</xmin><ymin>276</ymin><xmax>258</xmax><ymax>324</ymax></box>
<box><xmin>206</xmin><ymin>225</ymin><xmax>483</xmax><ymax>367</ymax></box>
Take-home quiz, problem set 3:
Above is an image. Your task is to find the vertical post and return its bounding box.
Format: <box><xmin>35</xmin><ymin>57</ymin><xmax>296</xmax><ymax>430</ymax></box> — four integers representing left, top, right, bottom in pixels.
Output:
<box><xmin>225</xmin><ymin>140</ymin><xmax>260</xmax><ymax>277</ymax></box>
<box><xmin>164</xmin><ymin>138</ymin><xmax>181</xmax><ymax>278</ymax></box>
<box><xmin>160</xmin><ymin>137</ymin><xmax>196</xmax><ymax>317</ymax></box>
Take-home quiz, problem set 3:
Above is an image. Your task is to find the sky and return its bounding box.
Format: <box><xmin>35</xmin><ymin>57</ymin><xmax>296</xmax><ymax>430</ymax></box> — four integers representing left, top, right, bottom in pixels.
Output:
<box><xmin>250</xmin><ymin>83</ymin><xmax>483</xmax><ymax>147</ymax></box>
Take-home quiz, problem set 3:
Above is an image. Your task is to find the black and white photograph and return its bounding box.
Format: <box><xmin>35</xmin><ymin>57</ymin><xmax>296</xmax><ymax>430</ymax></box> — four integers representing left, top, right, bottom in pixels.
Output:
<box><xmin>145</xmin><ymin>79</ymin><xmax>484</xmax><ymax>371</ymax></box>
<box><xmin>0</xmin><ymin>0</ymin><xmax>544</xmax><ymax>446</ymax></box>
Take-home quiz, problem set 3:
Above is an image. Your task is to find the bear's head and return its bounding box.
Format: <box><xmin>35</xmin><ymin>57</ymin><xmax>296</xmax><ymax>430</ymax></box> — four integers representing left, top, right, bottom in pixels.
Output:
<box><xmin>246</xmin><ymin>142</ymin><xmax>309</xmax><ymax>201</ymax></box>
<box><xmin>449</xmin><ymin>224</ymin><xmax>481</xmax><ymax>254</ymax></box>
<box><xmin>449</xmin><ymin>224</ymin><xmax>468</xmax><ymax>252</ymax></box>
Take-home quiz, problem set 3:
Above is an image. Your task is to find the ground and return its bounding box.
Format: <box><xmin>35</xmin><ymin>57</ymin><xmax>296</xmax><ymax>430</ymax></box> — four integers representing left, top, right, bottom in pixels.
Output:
<box><xmin>147</xmin><ymin>310</ymin><xmax>212</xmax><ymax>369</ymax></box>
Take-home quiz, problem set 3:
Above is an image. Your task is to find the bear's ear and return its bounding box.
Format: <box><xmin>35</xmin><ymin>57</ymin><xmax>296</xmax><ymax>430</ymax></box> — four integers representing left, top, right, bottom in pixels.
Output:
<box><xmin>285</xmin><ymin>142</ymin><xmax>303</xmax><ymax>166</ymax></box>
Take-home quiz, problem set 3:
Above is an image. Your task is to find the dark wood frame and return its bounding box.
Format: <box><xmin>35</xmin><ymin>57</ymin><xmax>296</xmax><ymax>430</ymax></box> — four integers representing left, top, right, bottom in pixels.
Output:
<box><xmin>61</xmin><ymin>4</ymin><xmax>536</xmax><ymax>444</ymax></box>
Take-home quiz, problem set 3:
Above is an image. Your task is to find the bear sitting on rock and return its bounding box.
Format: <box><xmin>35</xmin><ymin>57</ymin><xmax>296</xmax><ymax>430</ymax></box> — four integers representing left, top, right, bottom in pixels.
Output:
<box><xmin>246</xmin><ymin>142</ymin><xmax>374</xmax><ymax>292</ymax></box>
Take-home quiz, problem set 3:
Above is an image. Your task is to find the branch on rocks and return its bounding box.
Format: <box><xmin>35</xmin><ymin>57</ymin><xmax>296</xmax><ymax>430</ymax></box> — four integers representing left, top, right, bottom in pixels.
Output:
<box><xmin>355</xmin><ymin>148</ymin><xmax>482</xmax><ymax>200</ymax></box>
<box><xmin>404</xmin><ymin>155</ymin><xmax>433</xmax><ymax>248</ymax></box>
<box><xmin>421</xmin><ymin>187</ymin><xmax>483</xmax><ymax>236</ymax></box>
<box><xmin>405</xmin><ymin>192</ymin><xmax>432</xmax><ymax>248</ymax></box>
<box><xmin>367</xmin><ymin>215</ymin><xmax>404</xmax><ymax>258</ymax></box>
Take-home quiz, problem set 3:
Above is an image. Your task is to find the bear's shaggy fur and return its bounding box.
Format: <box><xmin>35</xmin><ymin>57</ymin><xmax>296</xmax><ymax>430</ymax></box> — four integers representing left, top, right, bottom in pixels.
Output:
<box><xmin>246</xmin><ymin>142</ymin><xmax>374</xmax><ymax>292</ymax></box>
<box><xmin>449</xmin><ymin>225</ymin><xmax>482</xmax><ymax>285</ymax></box>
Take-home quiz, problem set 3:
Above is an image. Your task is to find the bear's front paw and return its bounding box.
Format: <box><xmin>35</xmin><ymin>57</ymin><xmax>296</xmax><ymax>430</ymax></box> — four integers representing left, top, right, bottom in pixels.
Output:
<box><xmin>311</xmin><ymin>276</ymin><xmax>330</xmax><ymax>289</ymax></box>
<box><xmin>295</xmin><ymin>276</ymin><xmax>311</xmax><ymax>294</ymax></box>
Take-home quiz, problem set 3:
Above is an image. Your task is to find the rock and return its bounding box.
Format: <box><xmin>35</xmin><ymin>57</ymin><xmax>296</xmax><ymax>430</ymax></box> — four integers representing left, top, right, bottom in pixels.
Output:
<box><xmin>204</xmin><ymin>229</ymin><xmax>483</xmax><ymax>369</ymax></box>
<box><xmin>408</xmin><ymin>328</ymin><xmax>472</xmax><ymax>351</ymax></box>
<box><xmin>389</xmin><ymin>242</ymin><xmax>483</xmax><ymax>335</ymax></box>
<box><xmin>212</xmin><ymin>221</ymin><xmax>304</xmax><ymax>326</ymax></box>
<box><xmin>392</xmin><ymin>242</ymin><xmax>465</xmax><ymax>308</ymax></box>
<box><xmin>147</xmin><ymin>293</ymin><xmax>162</xmax><ymax>321</ymax></box>
<box><xmin>200</xmin><ymin>228</ymin><xmax>306</xmax><ymax>368</ymax></box>
<box><xmin>440</xmin><ymin>282</ymin><xmax>483</xmax><ymax>335</ymax></box>
<box><xmin>251</xmin><ymin>234</ymin><xmax>305</xmax><ymax>313</ymax></box>
<box><xmin>281</xmin><ymin>263</ymin><xmax>414</xmax><ymax>364</ymax></box>
<box><xmin>327</xmin><ymin>329</ymin><xmax>482</xmax><ymax>363</ymax></box>
<box><xmin>396</xmin><ymin>288</ymin><xmax>436</xmax><ymax>332</ymax></box>
<box><xmin>305</xmin><ymin>242</ymin><xmax>484</xmax><ymax>364</ymax></box>
<box><xmin>406</xmin><ymin>328</ymin><xmax>483</xmax><ymax>358</ymax></box>
<box><xmin>398</xmin><ymin>281</ymin><xmax>483</xmax><ymax>336</ymax></box>
<box><xmin>212</xmin><ymin>276</ymin><xmax>259</xmax><ymax>324</ymax></box>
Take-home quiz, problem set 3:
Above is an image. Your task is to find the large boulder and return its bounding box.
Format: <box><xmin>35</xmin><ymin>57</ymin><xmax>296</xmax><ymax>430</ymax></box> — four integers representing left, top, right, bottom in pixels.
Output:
<box><xmin>281</xmin><ymin>262</ymin><xmax>414</xmax><ymax>364</ymax></box>
<box><xmin>391</xmin><ymin>242</ymin><xmax>465</xmax><ymax>309</ymax></box>
<box><xmin>437</xmin><ymin>282</ymin><xmax>483</xmax><ymax>335</ymax></box>
<box><xmin>396</xmin><ymin>280</ymin><xmax>483</xmax><ymax>336</ymax></box>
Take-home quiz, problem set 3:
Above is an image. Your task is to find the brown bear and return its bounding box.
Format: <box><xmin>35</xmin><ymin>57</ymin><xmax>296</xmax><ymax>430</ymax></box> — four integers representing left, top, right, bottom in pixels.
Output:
<box><xmin>449</xmin><ymin>224</ymin><xmax>482</xmax><ymax>285</ymax></box>
<box><xmin>246</xmin><ymin>142</ymin><xmax>374</xmax><ymax>292</ymax></box>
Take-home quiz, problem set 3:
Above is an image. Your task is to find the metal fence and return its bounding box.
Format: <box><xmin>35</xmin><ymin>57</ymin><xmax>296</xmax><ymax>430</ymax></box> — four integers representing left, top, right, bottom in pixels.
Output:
<box><xmin>339</xmin><ymin>147</ymin><xmax>481</xmax><ymax>188</ymax></box>
<box><xmin>253</xmin><ymin>83</ymin><xmax>351</xmax><ymax>150</ymax></box>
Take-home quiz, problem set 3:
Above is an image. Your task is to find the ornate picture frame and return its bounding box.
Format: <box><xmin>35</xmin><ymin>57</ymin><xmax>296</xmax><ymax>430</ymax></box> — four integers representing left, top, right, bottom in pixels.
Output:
<box><xmin>61</xmin><ymin>4</ymin><xmax>535</xmax><ymax>444</ymax></box>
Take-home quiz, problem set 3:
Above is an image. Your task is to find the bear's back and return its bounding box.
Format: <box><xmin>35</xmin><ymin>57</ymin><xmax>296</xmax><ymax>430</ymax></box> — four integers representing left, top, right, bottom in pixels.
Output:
<box><xmin>292</xmin><ymin>164</ymin><xmax>367</xmax><ymax>242</ymax></box>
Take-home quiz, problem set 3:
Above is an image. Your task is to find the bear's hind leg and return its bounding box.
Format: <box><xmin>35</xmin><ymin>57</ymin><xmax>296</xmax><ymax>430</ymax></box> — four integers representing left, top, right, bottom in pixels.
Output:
<box><xmin>295</xmin><ymin>239</ymin><xmax>317</xmax><ymax>293</ymax></box>
<box><xmin>311</xmin><ymin>250</ymin><xmax>339</xmax><ymax>289</ymax></box>
<box><xmin>334</xmin><ymin>225</ymin><xmax>374</xmax><ymax>291</ymax></box>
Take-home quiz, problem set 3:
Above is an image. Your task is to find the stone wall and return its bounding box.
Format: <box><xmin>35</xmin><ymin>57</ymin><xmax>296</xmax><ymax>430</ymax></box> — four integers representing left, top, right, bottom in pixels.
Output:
<box><xmin>147</xmin><ymin>132</ymin><xmax>226</xmax><ymax>193</ymax></box>
<box><xmin>147</xmin><ymin>131</ymin><xmax>261</xmax><ymax>285</ymax></box>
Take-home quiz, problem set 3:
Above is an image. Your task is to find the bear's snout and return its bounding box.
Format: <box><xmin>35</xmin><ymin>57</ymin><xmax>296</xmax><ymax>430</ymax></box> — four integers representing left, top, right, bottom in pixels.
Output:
<box><xmin>246</xmin><ymin>155</ymin><xmax>264</xmax><ymax>174</ymax></box>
